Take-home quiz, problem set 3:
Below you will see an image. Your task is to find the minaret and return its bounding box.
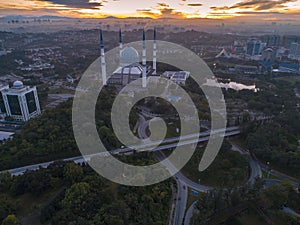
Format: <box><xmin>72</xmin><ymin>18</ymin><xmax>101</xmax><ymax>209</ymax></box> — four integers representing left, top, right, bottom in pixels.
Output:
<box><xmin>119</xmin><ymin>28</ymin><xmax>123</xmax><ymax>58</ymax></box>
<box><xmin>142</xmin><ymin>29</ymin><xmax>147</xmax><ymax>88</ymax></box>
<box><xmin>153</xmin><ymin>27</ymin><xmax>157</xmax><ymax>75</ymax></box>
<box><xmin>100</xmin><ymin>29</ymin><xmax>107</xmax><ymax>85</ymax></box>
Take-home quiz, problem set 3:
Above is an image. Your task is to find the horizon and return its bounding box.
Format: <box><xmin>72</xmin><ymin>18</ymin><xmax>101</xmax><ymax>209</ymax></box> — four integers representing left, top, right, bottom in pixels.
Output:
<box><xmin>1</xmin><ymin>0</ymin><xmax>300</xmax><ymax>23</ymax></box>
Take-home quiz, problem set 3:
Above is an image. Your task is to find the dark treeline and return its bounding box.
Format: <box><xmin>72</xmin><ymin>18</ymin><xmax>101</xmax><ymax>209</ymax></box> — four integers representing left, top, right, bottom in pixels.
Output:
<box><xmin>0</xmin><ymin>159</ymin><xmax>172</xmax><ymax>225</ymax></box>
<box><xmin>192</xmin><ymin>180</ymin><xmax>300</xmax><ymax>225</ymax></box>
<box><xmin>0</xmin><ymin>87</ymin><xmax>132</xmax><ymax>170</ymax></box>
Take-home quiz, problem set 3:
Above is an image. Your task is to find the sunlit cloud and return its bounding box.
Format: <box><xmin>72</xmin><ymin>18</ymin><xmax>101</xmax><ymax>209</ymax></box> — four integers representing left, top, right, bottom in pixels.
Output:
<box><xmin>136</xmin><ymin>2</ymin><xmax>186</xmax><ymax>18</ymax></box>
<box><xmin>0</xmin><ymin>0</ymin><xmax>299</xmax><ymax>20</ymax></box>
<box><xmin>187</xmin><ymin>3</ymin><xmax>203</xmax><ymax>7</ymax></box>
<box><xmin>157</xmin><ymin>3</ymin><xmax>170</xmax><ymax>8</ymax></box>
<box><xmin>210</xmin><ymin>0</ymin><xmax>296</xmax><ymax>11</ymax></box>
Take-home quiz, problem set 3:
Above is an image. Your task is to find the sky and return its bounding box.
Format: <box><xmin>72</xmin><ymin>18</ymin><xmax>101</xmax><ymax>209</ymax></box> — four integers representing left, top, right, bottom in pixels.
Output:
<box><xmin>1</xmin><ymin>0</ymin><xmax>300</xmax><ymax>21</ymax></box>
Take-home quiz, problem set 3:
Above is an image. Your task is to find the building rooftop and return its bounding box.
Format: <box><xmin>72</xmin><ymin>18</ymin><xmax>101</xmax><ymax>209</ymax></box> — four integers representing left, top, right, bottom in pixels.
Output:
<box><xmin>113</xmin><ymin>63</ymin><xmax>143</xmax><ymax>75</ymax></box>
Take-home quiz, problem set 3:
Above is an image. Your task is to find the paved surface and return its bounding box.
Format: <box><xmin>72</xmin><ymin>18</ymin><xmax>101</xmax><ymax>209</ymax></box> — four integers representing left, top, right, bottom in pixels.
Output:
<box><xmin>0</xmin><ymin>131</ymin><xmax>14</xmax><ymax>141</ymax></box>
<box><xmin>184</xmin><ymin>201</ymin><xmax>197</xmax><ymax>225</ymax></box>
<box><xmin>282</xmin><ymin>207</ymin><xmax>300</xmax><ymax>218</ymax></box>
<box><xmin>45</xmin><ymin>94</ymin><xmax>73</xmax><ymax>108</ymax></box>
<box><xmin>5</xmin><ymin>128</ymin><xmax>239</xmax><ymax>176</ymax></box>
<box><xmin>182</xmin><ymin>142</ymin><xmax>264</xmax><ymax>225</ymax></box>
<box><xmin>137</xmin><ymin>115</ymin><xmax>210</xmax><ymax>225</ymax></box>
<box><xmin>3</xmin><ymin>115</ymin><xmax>298</xmax><ymax>225</ymax></box>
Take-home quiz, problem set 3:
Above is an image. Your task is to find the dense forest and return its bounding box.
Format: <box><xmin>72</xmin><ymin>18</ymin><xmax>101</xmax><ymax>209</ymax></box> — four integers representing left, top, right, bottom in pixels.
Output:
<box><xmin>183</xmin><ymin>141</ymin><xmax>249</xmax><ymax>187</ymax></box>
<box><xmin>245</xmin><ymin>111</ymin><xmax>300</xmax><ymax>178</ymax></box>
<box><xmin>0</xmin><ymin>160</ymin><xmax>172</xmax><ymax>224</ymax></box>
<box><xmin>0</xmin><ymin>87</ymin><xmax>133</xmax><ymax>170</ymax></box>
<box><xmin>191</xmin><ymin>180</ymin><xmax>300</xmax><ymax>225</ymax></box>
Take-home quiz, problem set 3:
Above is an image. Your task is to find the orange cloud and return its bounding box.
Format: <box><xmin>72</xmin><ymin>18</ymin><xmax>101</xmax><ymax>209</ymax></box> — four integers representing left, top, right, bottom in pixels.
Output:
<box><xmin>211</xmin><ymin>0</ymin><xmax>296</xmax><ymax>11</ymax></box>
<box><xmin>137</xmin><ymin>2</ymin><xmax>185</xmax><ymax>19</ymax></box>
<box><xmin>187</xmin><ymin>3</ymin><xmax>203</xmax><ymax>7</ymax></box>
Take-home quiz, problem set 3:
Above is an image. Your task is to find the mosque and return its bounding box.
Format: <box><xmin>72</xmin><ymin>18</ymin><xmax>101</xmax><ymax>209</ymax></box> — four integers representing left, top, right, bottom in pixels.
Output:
<box><xmin>99</xmin><ymin>28</ymin><xmax>156</xmax><ymax>88</ymax></box>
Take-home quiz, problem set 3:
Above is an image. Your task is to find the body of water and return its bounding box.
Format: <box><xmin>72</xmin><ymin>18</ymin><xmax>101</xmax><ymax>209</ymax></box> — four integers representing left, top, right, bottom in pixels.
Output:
<box><xmin>204</xmin><ymin>79</ymin><xmax>259</xmax><ymax>92</ymax></box>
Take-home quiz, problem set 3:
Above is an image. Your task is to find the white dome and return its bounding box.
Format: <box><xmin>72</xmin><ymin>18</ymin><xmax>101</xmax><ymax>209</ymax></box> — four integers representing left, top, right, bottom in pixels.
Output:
<box><xmin>120</xmin><ymin>46</ymin><xmax>139</xmax><ymax>66</ymax></box>
<box><xmin>13</xmin><ymin>80</ymin><xmax>23</xmax><ymax>88</ymax></box>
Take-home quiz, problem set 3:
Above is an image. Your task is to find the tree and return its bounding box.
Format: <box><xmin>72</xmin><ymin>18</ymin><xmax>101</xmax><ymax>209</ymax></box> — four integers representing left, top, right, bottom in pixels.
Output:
<box><xmin>0</xmin><ymin>172</ymin><xmax>13</xmax><ymax>192</ymax></box>
<box><xmin>61</xmin><ymin>182</ymin><xmax>91</xmax><ymax>216</ymax></box>
<box><xmin>63</xmin><ymin>163</ymin><xmax>83</xmax><ymax>184</ymax></box>
<box><xmin>1</xmin><ymin>214</ymin><xmax>20</xmax><ymax>225</ymax></box>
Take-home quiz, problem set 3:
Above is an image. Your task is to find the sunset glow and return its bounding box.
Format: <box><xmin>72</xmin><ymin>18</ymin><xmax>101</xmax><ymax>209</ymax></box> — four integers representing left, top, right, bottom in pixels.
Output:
<box><xmin>0</xmin><ymin>0</ymin><xmax>300</xmax><ymax>21</ymax></box>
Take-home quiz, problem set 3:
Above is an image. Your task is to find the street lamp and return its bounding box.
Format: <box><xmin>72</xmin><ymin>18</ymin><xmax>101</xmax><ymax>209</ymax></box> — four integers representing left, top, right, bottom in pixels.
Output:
<box><xmin>266</xmin><ymin>162</ymin><xmax>270</xmax><ymax>178</ymax></box>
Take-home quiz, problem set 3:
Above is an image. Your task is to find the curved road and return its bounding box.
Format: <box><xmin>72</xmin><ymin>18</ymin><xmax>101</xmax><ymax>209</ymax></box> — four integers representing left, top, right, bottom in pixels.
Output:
<box><xmin>137</xmin><ymin>115</ymin><xmax>263</xmax><ymax>225</ymax></box>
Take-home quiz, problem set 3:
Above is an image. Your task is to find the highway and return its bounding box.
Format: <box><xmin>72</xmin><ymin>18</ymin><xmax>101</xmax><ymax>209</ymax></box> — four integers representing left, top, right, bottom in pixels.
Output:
<box><xmin>137</xmin><ymin>115</ymin><xmax>213</xmax><ymax>225</ymax></box>
<box><xmin>3</xmin><ymin>117</ymin><xmax>262</xmax><ymax>225</ymax></box>
<box><xmin>5</xmin><ymin>124</ymin><xmax>240</xmax><ymax>176</ymax></box>
<box><xmin>184</xmin><ymin>201</ymin><xmax>197</xmax><ymax>225</ymax></box>
<box><xmin>4</xmin><ymin>116</ymin><xmax>298</xmax><ymax>225</ymax></box>
<box><xmin>281</xmin><ymin>207</ymin><xmax>300</xmax><ymax>218</ymax></box>
<box><xmin>3</xmin><ymin>117</ymin><xmax>240</xmax><ymax>225</ymax></box>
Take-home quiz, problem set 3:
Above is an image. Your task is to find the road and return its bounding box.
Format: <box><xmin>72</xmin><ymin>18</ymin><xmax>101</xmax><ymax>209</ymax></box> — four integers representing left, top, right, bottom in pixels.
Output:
<box><xmin>3</xmin><ymin>117</ymin><xmax>272</xmax><ymax>225</ymax></box>
<box><xmin>3</xmin><ymin>115</ymin><xmax>298</xmax><ymax>225</ymax></box>
<box><xmin>261</xmin><ymin>164</ymin><xmax>300</xmax><ymax>187</ymax></box>
<box><xmin>181</xmin><ymin>142</ymin><xmax>264</xmax><ymax>225</ymax></box>
<box><xmin>4</xmin><ymin>123</ymin><xmax>240</xmax><ymax>176</ymax></box>
<box><xmin>2</xmin><ymin>117</ymin><xmax>240</xmax><ymax>225</ymax></box>
<box><xmin>137</xmin><ymin>115</ymin><xmax>189</xmax><ymax>225</ymax></box>
<box><xmin>282</xmin><ymin>207</ymin><xmax>300</xmax><ymax>218</ymax></box>
<box><xmin>137</xmin><ymin>115</ymin><xmax>210</xmax><ymax>225</ymax></box>
<box><xmin>184</xmin><ymin>201</ymin><xmax>197</xmax><ymax>225</ymax></box>
<box><xmin>138</xmin><ymin>118</ymin><xmax>299</xmax><ymax>225</ymax></box>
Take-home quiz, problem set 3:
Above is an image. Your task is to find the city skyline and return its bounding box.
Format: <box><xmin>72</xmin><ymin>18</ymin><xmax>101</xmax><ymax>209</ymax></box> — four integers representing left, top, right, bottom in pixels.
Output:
<box><xmin>1</xmin><ymin>0</ymin><xmax>300</xmax><ymax>22</ymax></box>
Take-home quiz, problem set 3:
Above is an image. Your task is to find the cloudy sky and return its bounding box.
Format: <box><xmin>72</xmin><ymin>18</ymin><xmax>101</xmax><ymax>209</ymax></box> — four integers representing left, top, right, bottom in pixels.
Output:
<box><xmin>1</xmin><ymin>0</ymin><xmax>300</xmax><ymax>21</ymax></box>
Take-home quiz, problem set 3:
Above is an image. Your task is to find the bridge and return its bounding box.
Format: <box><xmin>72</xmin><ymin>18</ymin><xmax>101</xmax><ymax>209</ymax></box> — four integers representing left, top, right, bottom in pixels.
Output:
<box><xmin>6</xmin><ymin>126</ymin><xmax>240</xmax><ymax>176</ymax></box>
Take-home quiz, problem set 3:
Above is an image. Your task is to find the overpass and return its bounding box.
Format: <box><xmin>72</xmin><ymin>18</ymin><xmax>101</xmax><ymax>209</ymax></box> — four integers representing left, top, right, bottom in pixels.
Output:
<box><xmin>5</xmin><ymin>126</ymin><xmax>240</xmax><ymax>176</ymax></box>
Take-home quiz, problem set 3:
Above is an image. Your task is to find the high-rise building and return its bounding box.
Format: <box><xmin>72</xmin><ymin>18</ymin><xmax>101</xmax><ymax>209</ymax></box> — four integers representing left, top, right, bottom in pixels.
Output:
<box><xmin>282</xmin><ymin>35</ymin><xmax>300</xmax><ymax>48</ymax></box>
<box><xmin>290</xmin><ymin>42</ymin><xmax>300</xmax><ymax>57</ymax></box>
<box><xmin>0</xmin><ymin>40</ymin><xmax>4</xmax><ymax>51</ymax></box>
<box><xmin>0</xmin><ymin>40</ymin><xmax>6</xmax><ymax>56</ymax></box>
<box><xmin>262</xmin><ymin>35</ymin><xmax>281</xmax><ymax>47</ymax></box>
<box><xmin>246</xmin><ymin>39</ymin><xmax>266</xmax><ymax>56</ymax></box>
<box><xmin>0</xmin><ymin>85</ymin><xmax>9</xmax><ymax>114</ymax></box>
<box><xmin>0</xmin><ymin>81</ymin><xmax>41</xmax><ymax>121</ymax></box>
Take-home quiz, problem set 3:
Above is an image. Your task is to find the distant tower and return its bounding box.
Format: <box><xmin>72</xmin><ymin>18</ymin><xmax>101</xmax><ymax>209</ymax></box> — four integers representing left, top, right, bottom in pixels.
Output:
<box><xmin>142</xmin><ymin>29</ymin><xmax>147</xmax><ymax>88</ymax></box>
<box><xmin>100</xmin><ymin>30</ymin><xmax>107</xmax><ymax>85</ymax></box>
<box><xmin>153</xmin><ymin>27</ymin><xmax>157</xmax><ymax>75</ymax></box>
<box><xmin>119</xmin><ymin>28</ymin><xmax>123</xmax><ymax>58</ymax></box>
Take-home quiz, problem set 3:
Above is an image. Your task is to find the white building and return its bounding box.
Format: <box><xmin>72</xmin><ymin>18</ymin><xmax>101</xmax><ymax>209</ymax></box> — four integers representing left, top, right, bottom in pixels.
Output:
<box><xmin>0</xmin><ymin>84</ymin><xmax>9</xmax><ymax>118</ymax></box>
<box><xmin>162</xmin><ymin>71</ymin><xmax>190</xmax><ymax>85</ymax></box>
<box><xmin>101</xmin><ymin>29</ymin><xmax>156</xmax><ymax>88</ymax></box>
<box><xmin>288</xmin><ymin>42</ymin><xmax>300</xmax><ymax>60</ymax></box>
<box><xmin>108</xmin><ymin>46</ymin><xmax>153</xmax><ymax>87</ymax></box>
<box><xmin>0</xmin><ymin>81</ymin><xmax>41</xmax><ymax>121</ymax></box>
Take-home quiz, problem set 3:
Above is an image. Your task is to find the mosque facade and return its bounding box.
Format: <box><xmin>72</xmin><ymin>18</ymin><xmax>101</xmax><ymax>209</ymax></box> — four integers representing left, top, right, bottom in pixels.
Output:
<box><xmin>99</xmin><ymin>29</ymin><xmax>156</xmax><ymax>88</ymax></box>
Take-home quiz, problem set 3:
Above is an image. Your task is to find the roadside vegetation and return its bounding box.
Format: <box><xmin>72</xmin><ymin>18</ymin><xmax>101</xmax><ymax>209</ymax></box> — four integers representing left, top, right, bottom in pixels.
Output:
<box><xmin>182</xmin><ymin>141</ymin><xmax>249</xmax><ymax>187</ymax></box>
<box><xmin>0</xmin><ymin>160</ymin><xmax>172</xmax><ymax>225</ymax></box>
<box><xmin>191</xmin><ymin>181</ymin><xmax>300</xmax><ymax>225</ymax></box>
